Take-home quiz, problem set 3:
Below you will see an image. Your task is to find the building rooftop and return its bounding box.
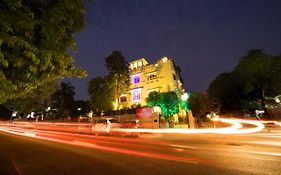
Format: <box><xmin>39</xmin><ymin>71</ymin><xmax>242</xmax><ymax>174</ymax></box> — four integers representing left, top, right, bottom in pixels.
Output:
<box><xmin>129</xmin><ymin>57</ymin><xmax>170</xmax><ymax>71</ymax></box>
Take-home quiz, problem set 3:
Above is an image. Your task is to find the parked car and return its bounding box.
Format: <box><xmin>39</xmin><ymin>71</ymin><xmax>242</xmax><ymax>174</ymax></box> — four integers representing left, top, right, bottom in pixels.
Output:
<box><xmin>121</xmin><ymin>120</ymin><xmax>142</xmax><ymax>129</ymax></box>
<box><xmin>92</xmin><ymin>118</ymin><xmax>121</xmax><ymax>133</ymax></box>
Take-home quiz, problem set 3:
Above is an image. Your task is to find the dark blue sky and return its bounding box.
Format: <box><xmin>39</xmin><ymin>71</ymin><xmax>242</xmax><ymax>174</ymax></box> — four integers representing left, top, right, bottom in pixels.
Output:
<box><xmin>67</xmin><ymin>0</ymin><xmax>281</xmax><ymax>100</ymax></box>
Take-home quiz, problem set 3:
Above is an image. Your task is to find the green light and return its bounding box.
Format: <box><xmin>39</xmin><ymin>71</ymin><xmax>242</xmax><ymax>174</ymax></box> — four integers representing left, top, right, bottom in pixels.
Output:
<box><xmin>146</xmin><ymin>91</ymin><xmax>188</xmax><ymax>119</ymax></box>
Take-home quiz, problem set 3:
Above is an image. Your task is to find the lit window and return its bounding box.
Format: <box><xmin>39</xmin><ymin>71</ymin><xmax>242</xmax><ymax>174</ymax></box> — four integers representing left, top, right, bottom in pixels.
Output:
<box><xmin>134</xmin><ymin>76</ymin><xmax>140</xmax><ymax>84</ymax></box>
<box><xmin>132</xmin><ymin>74</ymin><xmax>141</xmax><ymax>84</ymax></box>
<box><xmin>131</xmin><ymin>89</ymin><xmax>141</xmax><ymax>102</ymax></box>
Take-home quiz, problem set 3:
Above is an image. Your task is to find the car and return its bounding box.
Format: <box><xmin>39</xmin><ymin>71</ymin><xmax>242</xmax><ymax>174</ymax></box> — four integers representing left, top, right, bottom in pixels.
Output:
<box><xmin>206</xmin><ymin>112</ymin><xmax>219</xmax><ymax>119</ymax></box>
<box><xmin>92</xmin><ymin>118</ymin><xmax>121</xmax><ymax>133</ymax></box>
<box><xmin>264</xmin><ymin>122</ymin><xmax>278</xmax><ymax>128</ymax></box>
<box><xmin>121</xmin><ymin>120</ymin><xmax>142</xmax><ymax>129</ymax></box>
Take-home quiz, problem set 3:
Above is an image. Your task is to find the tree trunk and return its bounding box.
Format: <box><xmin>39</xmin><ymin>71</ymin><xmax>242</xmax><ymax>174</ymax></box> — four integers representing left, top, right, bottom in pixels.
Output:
<box><xmin>115</xmin><ymin>75</ymin><xmax>119</xmax><ymax>110</ymax></box>
<box><xmin>261</xmin><ymin>86</ymin><xmax>265</xmax><ymax>109</ymax></box>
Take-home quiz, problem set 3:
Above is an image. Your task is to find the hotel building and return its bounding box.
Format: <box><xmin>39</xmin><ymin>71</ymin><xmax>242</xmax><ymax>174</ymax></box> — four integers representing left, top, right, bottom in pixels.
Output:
<box><xmin>118</xmin><ymin>57</ymin><xmax>185</xmax><ymax>109</ymax></box>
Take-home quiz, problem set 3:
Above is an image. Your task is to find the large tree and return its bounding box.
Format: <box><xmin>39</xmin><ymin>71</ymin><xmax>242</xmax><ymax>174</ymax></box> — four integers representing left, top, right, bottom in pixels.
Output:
<box><xmin>0</xmin><ymin>0</ymin><xmax>86</xmax><ymax>104</ymax></box>
<box><xmin>188</xmin><ymin>92</ymin><xmax>212</xmax><ymax>118</ymax></box>
<box><xmin>233</xmin><ymin>49</ymin><xmax>273</xmax><ymax>109</ymax></box>
<box><xmin>208</xmin><ymin>72</ymin><xmax>242</xmax><ymax>111</ymax></box>
<box><xmin>4</xmin><ymin>80</ymin><xmax>58</xmax><ymax>114</ymax></box>
<box><xmin>105</xmin><ymin>51</ymin><xmax>129</xmax><ymax>110</ymax></box>
<box><xmin>88</xmin><ymin>76</ymin><xmax>115</xmax><ymax>113</ymax></box>
<box><xmin>53</xmin><ymin>82</ymin><xmax>75</xmax><ymax>118</ymax></box>
<box><xmin>208</xmin><ymin>49</ymin><xmax>281</xmax><ymax>113</ymax></box>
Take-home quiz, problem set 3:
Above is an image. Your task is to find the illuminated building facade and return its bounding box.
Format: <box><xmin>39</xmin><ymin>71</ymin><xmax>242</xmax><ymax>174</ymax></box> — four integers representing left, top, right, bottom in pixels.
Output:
<box><xmin>118</xmin><ymin>57</ymin><xmax>185</xmax><ymax>109</ymax></box>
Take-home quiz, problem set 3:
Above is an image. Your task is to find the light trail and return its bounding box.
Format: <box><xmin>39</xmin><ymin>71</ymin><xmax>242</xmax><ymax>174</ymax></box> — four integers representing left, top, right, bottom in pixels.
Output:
<box><xmin>212</xmin><ymin>118</ymin><xmax>265</xmax><ymax>134</ymax></box>
<box><xmin>0</xmin><ymin>126</ymin><xmax>209</xmax><ymax>164</ymax></box>
<box><xmin>0</xmin><ymin>118</ymin><xmax>276</xmax><ymax>166</ymax></box>
<box><xmin>113</xmin><ymin>118</ymin><xmax>265</xmax><ymax>134</ymax></box>
<box><xmin>0</xmin><ymin>117</ymin><xmax>267</xmax><ymax>135</ymax></box>
<box><xmin>259</xmin><ymin>120</ymin><xmax>281</xmax><ymax>127</ymax></box>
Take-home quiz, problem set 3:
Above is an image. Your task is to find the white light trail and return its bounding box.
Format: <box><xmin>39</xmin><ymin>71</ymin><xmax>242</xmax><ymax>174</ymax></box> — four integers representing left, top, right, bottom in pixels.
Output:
<box><xmin>112</xmin><ymin>118</ymin><xmax>263</xmax><ymax>134</ymax></box>
<box><xmin>0</xmin><ymin>118</ymin><xmax>268</xmax><ymax>135</ymax></box>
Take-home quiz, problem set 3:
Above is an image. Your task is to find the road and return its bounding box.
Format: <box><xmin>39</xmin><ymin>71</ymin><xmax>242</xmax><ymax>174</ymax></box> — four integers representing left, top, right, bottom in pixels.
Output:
<box><xmin>0</xmin><ymin>121</ymin><xmax>280</xmax><ymax>175</ymax></box>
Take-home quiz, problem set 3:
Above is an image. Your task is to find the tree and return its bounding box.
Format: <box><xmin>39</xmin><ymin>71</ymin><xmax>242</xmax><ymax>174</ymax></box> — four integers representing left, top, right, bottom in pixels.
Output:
<box><xmin>208</xmin><ymin>49</ymin><xmax>281</xmax><ymax>113</ymax></box>
<box><xmin>0</xmin><ymin>0</ymin><xmax>86</xmax><ymax>104</ymax></box>
<box><xmin>146</xmin><ymin>91</ymin><xmax>180</xmax><ymax>119</ymax></box>
<box><xmin>233</xmin><ymin>49</ymin><xmax>272</xmax><ymax>109</ymax></box>
<box><xmin>269</xmin><ymin>55</ymin><xmax>281</xmax><ymax>95</ymax></box>
<box><xmin>146</xmin><ymin>91</ymin><xmax>161</xmax><ymax>107</ymax></box>
<box><xmin>53</xmin><ymin>82</ymin><xmax>75</xmax><ymax>118</ymax></box>
<box><xmin>105</xmin><ymin>51</ymin><xmax>130</xmax><ymax>110</ymax></box>
<box><xmin>71</xmin><ymin>100</ymin><xmax>89</xmax><ymax>117</ymax></box>
<box><xmin>88</xmin><ymin>76</ymin><xmax>115</xmax><ymax>113</ymax></box>
<box><xmin>4</xmin><ymin>80</ymin><xmax>58</xmax><ymax>114</ymax></box>
<box><xmin>188</xmin><ymin>92</ymin><xmax>212</xmax><ymax>118</ymax></box>
<box><xmin>159</xmin><ymin>92</ymin><xmax>180</xmax><ymax>118</ymax></box>
<box><xmin>208</xmin><ymin>72</ymin><xmax>242</xmax><ymax>111</ymax></box>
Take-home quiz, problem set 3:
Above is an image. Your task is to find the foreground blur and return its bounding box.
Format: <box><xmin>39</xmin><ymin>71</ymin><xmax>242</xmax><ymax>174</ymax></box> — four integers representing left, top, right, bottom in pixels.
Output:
<box><xmin>0</xmin><ymin>118</ymin><xmax>280</xmax><ymax>175</ymax></box>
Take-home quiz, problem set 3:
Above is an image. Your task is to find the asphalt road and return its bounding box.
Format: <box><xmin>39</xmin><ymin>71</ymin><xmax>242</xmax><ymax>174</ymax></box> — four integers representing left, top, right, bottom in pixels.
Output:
<box><xmin>0</xmin><ymin>125</ymin><xmax>280</xmax><ymax>175</ymax></box>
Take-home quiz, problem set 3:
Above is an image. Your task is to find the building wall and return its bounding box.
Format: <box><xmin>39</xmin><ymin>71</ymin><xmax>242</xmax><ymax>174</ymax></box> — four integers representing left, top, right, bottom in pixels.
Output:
<box><xmin>119</xmin><ymin>57</ymin><xmax>185</xmax><ymax>109</ymax></box>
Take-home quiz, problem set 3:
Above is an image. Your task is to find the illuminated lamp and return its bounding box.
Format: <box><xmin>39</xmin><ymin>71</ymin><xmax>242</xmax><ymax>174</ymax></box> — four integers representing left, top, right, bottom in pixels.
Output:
<box><xmin>181</xmin><ymin>93</ymin><xmax>189</xmax><ymax>101</ymax></box>
<box><xmin>153</xmin><ymin>106</ymin><xmax>161</xmax><ymax>113</ymax></box>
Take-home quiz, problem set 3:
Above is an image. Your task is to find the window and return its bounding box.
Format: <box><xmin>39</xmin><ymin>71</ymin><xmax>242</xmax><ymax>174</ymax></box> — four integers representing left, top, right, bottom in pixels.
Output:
<box><xmin>147</xmin><ymin>73</ymin><xmax>157</xmax><ymax>81</ymax></box>
<box><xmin>108</xmin><ymin>119</ymin><xmax>120</xmax><ymax>123</ymax></box>
<box><xmin>120</xmin><ymin>96</ymin><xmax>127</xmax><ymax>102</ymax></box>
<box><xmin>131</xmin><ymin>88</ymin><xmax>141</xmax><ymax>102</ymax></box>
<box><xmin>173</xmin><ymin>74</ymin><xmax>176</xmax><ymax>80</ymax></box>
<box><xmin>132</xmin><ymin>74</ymin><xmax>141</xmax><ymax>84</ymax></box>
<box><xmin>133</xmin><ymin>91</ymin><xmax>140</xmax><ymax>101</ymax></box>
<box><xmin>133</xmin><ymin>76</ymin><xmax>140</xmax><ymax>84</ymax></box>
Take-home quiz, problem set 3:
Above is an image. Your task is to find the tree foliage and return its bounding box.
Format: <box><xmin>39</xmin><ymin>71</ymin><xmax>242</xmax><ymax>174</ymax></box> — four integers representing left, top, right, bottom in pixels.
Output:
<box><xmin>208</xmin><ymin>49</ymin><xmax>281</xmax><ymax>112</ymax></box>
<box><xmin>188</xmin><ymin>92</ymin><xmax>212</xmax><ymax>118</ymax></box>
<box><xmin>146</xmin><ymin>91</ymin><xmax>180</xmax><ymax>119</ymax></box>
<box><xmin>88</xmin><ymin>76</ymin><xmax>115</xmax><ymax>113</ymax></box>
<box><xmin>53</xmin><ymin>82</ymin><xmax>75</xmax><ymax>117</ymax></box>
<box><xmin>105</xmin><ymin>51</ymin><xmax>130</xmax><ymax>109</ymax></box>
<box><xmin>0</xmin><ymin>0</ymin><xmax>86</xmax><ymax>104</ymax></box>
<box><xmin>146</xmin><ymin>91</ymin><xmax>161</xmax><ymax>107</ymax></box>
<box><xmin>4</xmin><ymin>80</ymin><xmax>58</xmax><ymax>114</ymax></box>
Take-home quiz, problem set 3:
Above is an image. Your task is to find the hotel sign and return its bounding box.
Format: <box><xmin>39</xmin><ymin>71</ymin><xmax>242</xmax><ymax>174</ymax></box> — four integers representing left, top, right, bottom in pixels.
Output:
<box><xmin>136</xmin><ymin>107</ymin><xmax>153</xmax><ymax>118</ymax></box>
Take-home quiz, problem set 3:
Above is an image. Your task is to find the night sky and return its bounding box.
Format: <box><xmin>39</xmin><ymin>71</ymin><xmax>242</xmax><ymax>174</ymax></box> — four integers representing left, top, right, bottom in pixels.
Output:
<box><xmin>67</xmin><ymin>0</ymin><xmax>281</xmax><ymax>100</ymax></box>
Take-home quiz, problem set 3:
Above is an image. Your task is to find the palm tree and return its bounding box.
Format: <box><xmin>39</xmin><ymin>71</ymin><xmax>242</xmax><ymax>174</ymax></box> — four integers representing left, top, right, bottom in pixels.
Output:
<box><xmin>53</xmin><ymin>82</ymin><xmax>75</xmax><ymax>119</ymax></box>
